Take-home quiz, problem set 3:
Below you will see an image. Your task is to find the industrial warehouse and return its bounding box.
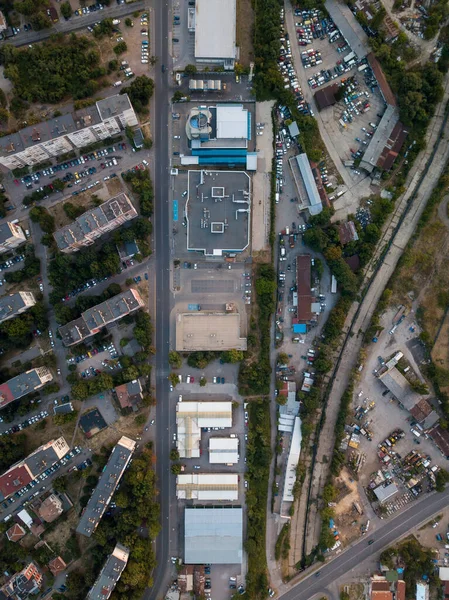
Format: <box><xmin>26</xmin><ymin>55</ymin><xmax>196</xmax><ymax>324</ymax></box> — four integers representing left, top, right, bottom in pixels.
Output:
<box><xmin>176</xmin><ymin>401</ymin><xmax>233</xmax><ymax>458</ymax></box>
<box><xmin>176</xmin><ymin>473</ymin><xmax>239</xmax><ymax>500</ymax></box>
<box><xmin>184</xmin><ymin>506</ymin><xmax>243</xmax><ymax>564</ymax></box>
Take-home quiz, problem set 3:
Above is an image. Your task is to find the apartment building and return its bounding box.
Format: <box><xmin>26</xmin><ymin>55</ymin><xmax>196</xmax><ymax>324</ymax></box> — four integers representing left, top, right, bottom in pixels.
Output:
<box><xmin>0</xmin><ymin>222</ymin><xmax>26</xmax><ymax>254</ymax></box>
<box><xmin>53</xmin><ymin>193</ymin><xmax>137</xmax><ymax>252</ymax></box>
<box><xmin>0</xmin><ymin>94</ymin><xmax>138</xmax><ymax>170</ymax></box>
<box><xmin>0</xmin><ymin>367</ymin><xmax>53</xmax><ymax>410</ymax></box>
<box><xmin>0</xmin><ymin>292</ymin><xmax>36</xmax><ymax>323</ymax></box>
<box><xmin>58</xmin><ymin>289</ymin><xmax>144</xmax><ymax>346</ymax></box>
<box><xmin>76</xmin><ymin>436</ymin><xmax>136</xmax><ymax>537</ymax></box>
<box><xmin>0</xmin><ymin>437</ymin><xmax>69</xmax><ymax>501</ymax></box>
<box><xmin>87</xmin><ymin>544</ymin><xmax>130</xmax><ymax>599</ymax></box>
<box><xmin>0</xmin><ymin>563</ymin><xmax>43</xmax><ymax>599</ymax></box>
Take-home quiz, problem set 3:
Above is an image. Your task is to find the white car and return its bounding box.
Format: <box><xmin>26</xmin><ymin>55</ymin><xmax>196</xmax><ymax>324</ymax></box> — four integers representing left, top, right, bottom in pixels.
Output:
<box><xmin>39</xmin><ymin>283</ymin><xmax>44</xmax><ymax>292</ymax></box>
<box><xmin>178</xmin><ymin>395</ymin><xmax>183</xmax><ymax>402</ymax></box>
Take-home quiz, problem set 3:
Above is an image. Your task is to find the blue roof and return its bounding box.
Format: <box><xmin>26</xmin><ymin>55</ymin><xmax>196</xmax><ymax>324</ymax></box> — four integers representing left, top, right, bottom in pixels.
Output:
<box><xmin>293</xmin><ymin>324</ymin><xmax>307</xmax><ymax>333</ymax></box>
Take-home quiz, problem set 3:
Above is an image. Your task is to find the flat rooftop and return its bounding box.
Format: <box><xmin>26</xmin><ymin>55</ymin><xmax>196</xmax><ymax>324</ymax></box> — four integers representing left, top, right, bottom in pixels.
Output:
<box><xmin>209</xmin><ymin>437</ymin><xmax>239</xmax><ymax>464</ymax></box>
<box><xmin>194</xmin><ymin>0</ymin><xmax>237</xmax><ymax>60</ymax></box>
<box><xmin>176</xmin><ymin>312</ymin><xmax>247</xmax><ymax>351</ymax></box>
<box><xmin>96</xmin><ymin>94</ymin><xmax>133</xmax><ymax>121</ymax></box>
<box><xmin>184</xmin><ymin>506</ymin><xmax>243</xmax><ymax>564</ymax></box>
<box><xmin>0</xmin><ymin>292</ymin><xmax>33</xmax><ymax>322</ymax></box>
<box><xmin>186</xmin><ymin>170</ymin><xmax>250</xmax><ymax>256</ymax></box>
<box><xmin>76</xmin><ymin>436</ymin><xmax>135</xmax><ymax>537</ymax></box>
<box><xmin>177</xmin><ymin>401</ymin><xmax>233</xmax><ymax>458</ymax></box>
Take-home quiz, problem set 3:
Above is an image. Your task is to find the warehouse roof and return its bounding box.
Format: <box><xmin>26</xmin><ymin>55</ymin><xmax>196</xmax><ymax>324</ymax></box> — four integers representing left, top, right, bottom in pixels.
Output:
<box><xmin>195</xmin><ymin>0</ymin><xmax>237</xmax><ymax>60</ymax></box>
<box><xmin>209</xmin><ymin>437</ymin><xmax>239</xmax><ymax>464</ymax></box>
<box><xmin>184</xmin><ymin>507</ymin><xmax>243</xmax><ymax>564</ymax></box>
<box><xmin>282</xmin><ymin>417</ymin><xmax>302</xmax><ymax>504</ymax></box>
<box><xmin>378</xmin><ymin>367</ymin><xmax>423</xmax><ymax>411</ymax></box>
<box><xmin>367</xmin><ymin>53</ymin><xmax>396</xmax><ymax>107</ymax></box>
<box><xmin>314</xmin><ymin>83</ymin><xmax>340</xmax><ymax>111</ymax></box>
<box><xmin>177</xmin><ymin>402</ymin><xmax>233</xmax><ymax>458</ymax></box>
<box><xmin>429</xmin><ymin>425</ymin><xmax>449</xmax><ymax>458</ymax></box>
<box><xmin>325</xmin><ymin>0</ymin><xmax>368</xmax><ymax>58</ymax></box>
<box><xmin>294</xmin><ymin>154</ymin><xmax>323</xmax><ymax>215</ymax></box>
<box><xmin>296</xmin><ymin>254</ymin><xmax>314</xmax><ymax>322</ymax></box>
<box><xmin>177</xmin><ymin>473</ymin><xmax>239</xmax><ymax>500</ymax></box>
<box><xmin>374</xmin><ymin>482</ymin><xmax>398</xmax><ymax>503</ymax></box>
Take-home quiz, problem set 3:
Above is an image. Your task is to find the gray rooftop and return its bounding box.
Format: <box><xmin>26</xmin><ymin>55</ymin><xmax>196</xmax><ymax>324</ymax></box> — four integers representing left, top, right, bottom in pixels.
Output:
<box><xmin>184</xmin><ymin>506</ymin><xmax>243</xmax><ymax>564</ymax></box>
<box><xmin>325</xmin><ymin>0</ymin><xmax>368</xmax><ymax>59</ymax></box>
<box><xmin>96</xmin><ymin>94</ymin><xmax>133</xmax><ymax>121</ymax></box>
<box><xmin>0</xmin><ymin>113</ymin><xmax>76</xmax><ymax>158</ymax></box>
<box><xmin>24</xmin><ymin>444</ymin><xmax>61</xmax><ymax>478</ymax></box>
<box><xmin>59</xmin><ymin>290</ymin><xmax>142</xmax><ymax>346</ymax></box>
<box><xmin>186</xmin><ymin>170</ymin><xmax>250</xmax><ymax>255</ymax></box>
<box><xmin>76</xmin><ymin>438</ymin><xmax>135</xmax><ymax>537</ymax></box>
<box><xmin>373</xmin><ymin>482</ymin><xmax>398</xmax><ymax>503</ymax></box>
<box><xmin>0</xmin><ymin>369</ymin><xmax>46</xmax><ymax>404</ymax></box>
<box><xmin>54</xmin><ymin>193</ymin><xmax>136</xmax><ymax>251</ymax></box>
<box><xmin>54</xmin><ymin>402</ymin><xmax>74</xmax><ymax>415</ymax></box>
<box><xmin>378</xmin><ymin>367</ymin><xmax>423</xmax><ymax>410</ymax></box>
<box><xmin>294</xmin><ymin>154</ymin><xmax>323</xmax><ymax>215</ymax></box>
<box><xmin>0</xmin><ymin>222</ymin><xmax>18</xmax><ymax>244</ymax></box>
<box><xmin>88</xmin><ymin>544</ymin><xmax>129</xmax><ymax>600</ymax></box>
<box><xmin>360</xmin><ymin>105</ymin><xmax>399</xmax><ymax>173</ymax></box>
<box><xmin>0</xmin><ymin>293</ymin><xmax>32</xmax><ymax>322</ymax></box>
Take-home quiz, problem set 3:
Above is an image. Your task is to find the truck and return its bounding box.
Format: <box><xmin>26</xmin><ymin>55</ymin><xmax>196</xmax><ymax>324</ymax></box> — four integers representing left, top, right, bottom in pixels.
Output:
<box><xmin>289</xmin><ymin>235</ymin><xmax>295</xmax><ymax>248</ymax></box>
<box><xmin>344</xmin><ymin>51</ymin><xmax>356</xmax><ymax>64</ymax></box>
<box><xmin>358</xmin><ymin>63</ymin><xmax>368</xmax><ymax>72</ymax></box>
<box><xmin>331</xmin><ymin>275</ymin><xmax>337</xmax><ymax>293</ymax></box>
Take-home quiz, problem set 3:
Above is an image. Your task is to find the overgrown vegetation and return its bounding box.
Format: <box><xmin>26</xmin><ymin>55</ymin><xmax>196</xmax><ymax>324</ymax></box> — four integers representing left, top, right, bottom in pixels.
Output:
<box><xmin>239</xmin><ymin>264</ymin><xmax>275</xmax><ymax>396</ymax></box>
<box><xmin>122</xmin><ymin>75</ymin><xmax>154</xmax><ymax>113</ymax></box>
<box><xmin>275</xmin><ymin>523</ymin><xmax>291</xmax><ymax>561</ymax></box>
<box><xmin>0</xmin><ymin>34</ymin><xmax>106</xmax><ymax>103</ymax></box>
<box><xmin>245</xmin><ymin>399</ymin><xmax>271</xmax><ymax>599</ymax></box>
<box><xmin>122</xmin><ymin>169</ymin><xmax>154</xmax><ymax>216</ymax></box>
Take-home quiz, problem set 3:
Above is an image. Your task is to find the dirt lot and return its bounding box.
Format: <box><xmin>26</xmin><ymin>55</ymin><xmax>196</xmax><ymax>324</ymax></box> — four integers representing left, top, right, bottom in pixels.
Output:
<box><xmin>332</xmin><ymin>467</ymin><xmax>368</xmax><ymax>547</ymax></box>
<box><xmin>23</xmin><ymin>414</ymin><xmax>79</xmax><ymax>455</ymax></box>
<box><xmin>236</xmin><ymin>0</ymin><xmax>255</xmax><ymax>67</ymax></box>
<box><xmin>91</xmin><ymin>12</ymin><xmax>150</xmax><ymax>80</ymax></box>
<box><xmin>391</xmin><ymin>195</ymin><xmax>449</xmax><ymax>343</ymax></box>
<box><xmin>72</xmin><ymin>409</ymin><xmax>149</xmax><ymax>451</ymax></box>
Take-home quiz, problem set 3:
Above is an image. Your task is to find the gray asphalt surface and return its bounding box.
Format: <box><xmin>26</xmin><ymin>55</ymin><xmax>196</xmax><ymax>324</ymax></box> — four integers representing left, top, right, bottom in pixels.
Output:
<box><xmin>279</xmin><ymin>486</ymin><xmax>449</xmax><ymax>600</ymax></box>
<box><xmin>144</xmin><ymin>0</ymin><xmax>171</xmax><ymax>598</ymax></box>
<box><xmin>1</xmin><ymin>2</ymin><xmax>146</xmax><ymax>48</ymax></box>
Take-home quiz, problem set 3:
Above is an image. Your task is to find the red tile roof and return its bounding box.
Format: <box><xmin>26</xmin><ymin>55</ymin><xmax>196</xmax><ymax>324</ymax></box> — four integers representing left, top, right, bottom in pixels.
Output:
<box><xmin>6</xmin><ymin>523</ymin><xmax>26</xmax><ymax>542</ymax></box>
<box><xmin>296</xmin><ymin>255</ymin><xmax>313</xmax><ymax>322</ymax></box>
<box><xmin>48</xmin><ymin>557</ymin><xmax>67</xmax><ymax>576</ymax></box>
<box><xmin>367</xmin><ymin>53</ymin><xmax>397</xmax><ymax>107</ymax></box>
<box><xmin>0</xmin><ymin>465</ymin><xmax>32</xmax><ymax>499</ymax></box>
<box><xmin>396</xmin><ymin>580</ymin><xmax>406</xmax><ymax>600</ymax></box>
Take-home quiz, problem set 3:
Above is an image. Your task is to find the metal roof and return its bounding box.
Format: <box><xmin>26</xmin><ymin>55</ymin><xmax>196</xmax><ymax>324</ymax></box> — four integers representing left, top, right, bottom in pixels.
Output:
<box><xmin>373</xmin><ymin>482</ymin><xmax>398</xmax><ymax>503</ymax></box>
<box><xmin>325</xmin><ymin>0</ymin><xmax>368</xmax><ymax>59</ymax></box>
<box><xmin>378</xmin><ymin>367</ymin><xmax>423</xmax><ymax>410</ymax></box>
<box><xmin>282</xmin><ymin>418</ymin><xmax>302</xmax><ymax>503</ymax></box>
<box><xmin>184</xmin><ymin>507</ymin><xmax>243</xmax><ymax>564</ymax></box>
<box><xmin>208</xmin><ymin>438</ymin><xmax>239</xmax><ymax>464</ymax></box>
<box><xmin>194</xmin><ymin>0</ymin><xmax>236</xmax><ymax>59</ymax></box>
<box><xmin>294</xmin><ymin>154</ymin><xmax>323</xmax><ymax>215</ymax></box>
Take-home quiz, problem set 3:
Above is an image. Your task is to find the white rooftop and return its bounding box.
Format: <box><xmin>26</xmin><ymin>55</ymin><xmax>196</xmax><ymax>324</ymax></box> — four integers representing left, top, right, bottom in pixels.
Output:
<box><xmin>282</xmin><ymin>417</ymin><xmax>302</xmax><ymax>504</ymax></box>
<box><xmin>176</xmin><ymin>402</ymin><xmax>233</xmax><ymax>458</ymax></box>
<box><xmin>177</xmin><ymin>473</ymin><xmax>239</xmax><ymax>500</ymax></box>
<box><xmin>209</xmin><ymin>437</ymin><xmax>239</xmax><ymax>464</ymax></box>
<box><xmin>216</xmin><ymin>105</ymin><xmax>248</xmax><ymax>139</ymax></box>
<box><xmin>195</xmin><ymin>0</ymin><xmax>237</xmax><ymax>60</ymax></box>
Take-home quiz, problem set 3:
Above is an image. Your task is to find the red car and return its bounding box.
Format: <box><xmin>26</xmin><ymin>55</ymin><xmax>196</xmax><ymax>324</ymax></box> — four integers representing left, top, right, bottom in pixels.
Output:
<box><xmin>13</xmin><ymin>179</ymin><xmax>19</xmax><ymax>186</ymax></box>
<box><xmin>190</xmin><ymin>377</ymin><xmax>195</xmax><ymax>383</ymax></box>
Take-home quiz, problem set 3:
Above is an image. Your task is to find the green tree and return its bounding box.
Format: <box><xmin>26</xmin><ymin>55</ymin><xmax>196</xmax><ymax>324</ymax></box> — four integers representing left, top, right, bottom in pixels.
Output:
<box><xmin>169</xmin><ymin>373</ymin><xmax>179</xmax><ymax>387</ymax></box>
<box><xmin>171</xmin><ymin>463</ymin><xmax>182</xmax><ymax>475</ymax></box>
<box><xmin>199</xmin><ymin>377</ymin><xmax>207</xmax><ymax>387</ymax></box>
<box><xmin>125</xmin><ymin>17</ymin><xmax>133</xmax><ymax>26</ymax></box>
<box><xmin>60</xmin><ymin>1</ymin><xmax>72</xmax><ymax>18</ymax></box>
<box><xmin>168</xmin><ymin>351</ymin><xmax>182</xmax><ymax>368</ymax></box>
<box><xmin>114</xmin><ymin>41</ymin><xmax>128</xmax><ymax>55</ymax></box>
<box><xmin>135</xmin><ymin>414</ymin><xmax>146</xmax><ymax>426</ymax></box>
<box><xmin>53</xmin><ymin>476</ymin><xmax>67</xmax><ymax>492</ymax></box>
<box><xmin>124</xmin><ymin>74</ymin><xmax>154</xmax><ymax>112</ymax></box>
<box><xmin>436</xmin><ymin>469</ymin><xmax>449</xmax><ymax>492</ymax></box>
<box><xmin>184</xmin><ymin>64</ymin><xmax>197</xmax><ymax>75</ymax></box>
<box><xmin>170</xmin><ymin>449</ymin><xmax>180</xmax><ymax>461</ymax></box>
<box><xmin>277</xmin><ymin>352</ymin><xmax>289</xmax><ymax>365</ymax></box>
<box><xmin>221</xmin><ymin>349</ymin><xmax>244</xmax><ymax>363</ymax></box>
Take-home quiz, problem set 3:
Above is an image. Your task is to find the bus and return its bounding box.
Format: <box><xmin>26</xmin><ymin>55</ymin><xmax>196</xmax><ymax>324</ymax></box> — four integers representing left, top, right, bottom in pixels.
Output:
<box><xmin>331</xmin><ymin>275</ymin><xmax>337</xmax><ymax>294</ymax></box>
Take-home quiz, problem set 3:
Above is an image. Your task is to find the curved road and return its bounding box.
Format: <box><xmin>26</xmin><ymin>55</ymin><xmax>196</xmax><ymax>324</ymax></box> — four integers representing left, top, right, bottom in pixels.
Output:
<box><xmin>145</xmin><ymin>0</ymin><xmax>171</xmax><ymax>599</ymax></box>
<box><xmin>279</xmin><ymin>487</ymin><xmax>449</xmax><ymax>600</ymax></box>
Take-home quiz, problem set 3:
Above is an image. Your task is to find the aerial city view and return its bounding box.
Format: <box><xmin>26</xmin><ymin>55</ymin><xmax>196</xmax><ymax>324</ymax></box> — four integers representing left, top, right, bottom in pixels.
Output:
<box><xmin>1</xmin><ymin>0</ymin><xmax>449</xmax><ymax>599</ymax></box>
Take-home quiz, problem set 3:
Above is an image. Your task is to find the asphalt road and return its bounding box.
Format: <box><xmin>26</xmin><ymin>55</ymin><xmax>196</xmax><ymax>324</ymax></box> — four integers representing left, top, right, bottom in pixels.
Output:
<box><xmin>1</xmin><ymin>2</ymin><xmax>146</xmax><ymax>47</ymax></box>
<box><xmin>144</xmin><ymin>0</ymin><xmax>171</xmax><ymax>598</ymax></box>
<box><xmin>279</xmin><ymin>487</ymin><xmax>449</xmax><ymax>600</ymax></box>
